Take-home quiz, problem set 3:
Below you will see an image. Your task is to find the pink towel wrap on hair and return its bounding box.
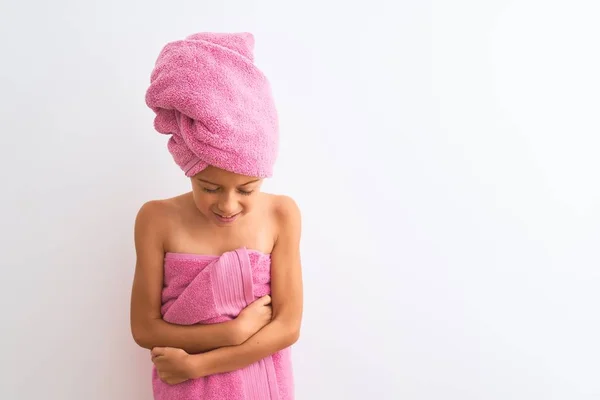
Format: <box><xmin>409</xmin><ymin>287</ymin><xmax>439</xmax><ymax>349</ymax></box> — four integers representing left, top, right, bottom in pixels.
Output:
<box><xmin>145</xmin><ymin>32</ymin><xmax>279</xmax><ymax>178</ymax></box>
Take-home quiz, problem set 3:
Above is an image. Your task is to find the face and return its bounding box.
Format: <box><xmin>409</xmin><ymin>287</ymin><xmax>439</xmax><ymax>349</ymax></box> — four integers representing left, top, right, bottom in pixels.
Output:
<box><xmin>190</xmin><ymin>166</ymin><xmax>263</xmax><ymax>227</ymax></box>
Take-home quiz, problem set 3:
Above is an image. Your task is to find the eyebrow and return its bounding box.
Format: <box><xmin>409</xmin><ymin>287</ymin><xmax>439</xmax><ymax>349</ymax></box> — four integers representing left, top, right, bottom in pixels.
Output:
<box><xmin>197</xmin><ymin>178</ymin><xmax>260</xmax><ymax>187</ymax></box>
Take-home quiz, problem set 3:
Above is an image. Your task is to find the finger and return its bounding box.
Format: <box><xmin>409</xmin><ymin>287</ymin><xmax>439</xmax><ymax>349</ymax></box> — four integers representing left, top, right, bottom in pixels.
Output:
<box><xmin>261</xmin><ymin>295</ymin><xmax>272</xmax><ymax>305</ymax></box>
<box><xmin>151</xmin><ymin>347</ymin><xmax>165</xmax><ymax>357</ymax></box>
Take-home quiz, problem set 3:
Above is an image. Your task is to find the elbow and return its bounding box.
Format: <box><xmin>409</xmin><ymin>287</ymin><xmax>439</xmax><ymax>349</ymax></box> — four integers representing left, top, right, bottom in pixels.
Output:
<box><xmin>288</xmin><ymin>329</ymin><xmax>300</xmax><ymax>346</ymax></box>
<box><xmin>273</xmin><ymin>315</ymin><xmax>301</xmax><ymax>347</ymax></box>
<box><xmin>131</xmin><ymin>329</ymin><xmax>150</xmax><ymax>349</ymax></box>
<box><xmin>131</xmin><ymin>322</ymin><xmax>154</xmax><ymax>350</ymax></box>
<box><xmin>283</xmin><ymin>323</ymin><xmax>301</xmax><ymax>347</ymax></box>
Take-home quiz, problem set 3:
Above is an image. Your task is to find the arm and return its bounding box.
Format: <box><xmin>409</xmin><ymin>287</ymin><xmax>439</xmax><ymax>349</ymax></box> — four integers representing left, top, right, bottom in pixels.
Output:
<box><xmin>130</xmin><ymin>201</ymin><xmax>248</xmax><ymax>354</ymax></box>
<box><xmin>189</xmin><ymin>196</ymin><xmax>303</xmax><ymax>377</ymax></box>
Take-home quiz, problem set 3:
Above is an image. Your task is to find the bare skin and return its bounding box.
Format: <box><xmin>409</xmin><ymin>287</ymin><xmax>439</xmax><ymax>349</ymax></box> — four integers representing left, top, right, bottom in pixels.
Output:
<box><xmin>130</xmin><ymin>196</ymin><xmax>274</xmax><ymax>354</ymax></box>
<box><xmin>130</xmin><ymin>166</ymin><xmax>303</xmax><ymax>384</ymax></box>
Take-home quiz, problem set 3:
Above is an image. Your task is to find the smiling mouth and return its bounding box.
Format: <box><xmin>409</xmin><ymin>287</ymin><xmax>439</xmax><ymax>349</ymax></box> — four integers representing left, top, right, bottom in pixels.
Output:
<box><xmin>213</xmin><ymin>211</ymin><xmax>241</xmax><ymax>221</ymax></box>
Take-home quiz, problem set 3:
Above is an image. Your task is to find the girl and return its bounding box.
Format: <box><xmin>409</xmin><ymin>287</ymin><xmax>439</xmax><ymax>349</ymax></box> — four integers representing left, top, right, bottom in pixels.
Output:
<box><xmin>130</xmin><ymin>32</ymin><xmax>303</xmax><ymax>400</ymax></box>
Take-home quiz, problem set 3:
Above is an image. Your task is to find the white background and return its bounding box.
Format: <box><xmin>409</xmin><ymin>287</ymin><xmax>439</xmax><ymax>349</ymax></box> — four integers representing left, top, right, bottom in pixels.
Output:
<box><xmin>1</xmin><ymin>0</ymin><xmax>599</xmax><ymax>399</ymax></box>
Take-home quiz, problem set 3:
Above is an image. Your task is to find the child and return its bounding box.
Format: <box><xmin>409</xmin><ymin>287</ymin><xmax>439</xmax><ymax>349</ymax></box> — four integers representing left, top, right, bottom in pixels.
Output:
<box><xmin>129</xmin><ymin>32</ymin><xmax>303</xmax><ymax>400</ymax></box>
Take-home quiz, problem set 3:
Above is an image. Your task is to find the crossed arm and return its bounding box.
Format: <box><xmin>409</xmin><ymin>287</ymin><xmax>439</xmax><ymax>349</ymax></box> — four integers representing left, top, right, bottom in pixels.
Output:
<box><xmin>185</xmin><ymin>196</ymin><xmax>303</xmax><ymax>377</ymax></box>
<box><xmin>130</xmin><ymin>200</ymin><xmax>252</xmax><ymax>355</ymax></box>
<box><xmin>131</xmin><ymin>196</ymin><xmax>303</xmax><ymax>380</ymax></box>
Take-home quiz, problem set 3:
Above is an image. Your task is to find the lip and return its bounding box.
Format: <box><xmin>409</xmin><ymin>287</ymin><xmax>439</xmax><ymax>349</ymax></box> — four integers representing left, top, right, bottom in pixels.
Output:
<box><xmin>213</xmin><ymin>211</ymin><xmax>241</xmax><ymax>224</ymax></box>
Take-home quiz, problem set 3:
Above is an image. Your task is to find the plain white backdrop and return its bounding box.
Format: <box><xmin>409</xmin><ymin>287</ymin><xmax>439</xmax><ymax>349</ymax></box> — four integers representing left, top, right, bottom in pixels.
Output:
<box><xmin>1</xmin><ymin>0</ymin><xmax>599</xmax><ymax>399</ymax></box>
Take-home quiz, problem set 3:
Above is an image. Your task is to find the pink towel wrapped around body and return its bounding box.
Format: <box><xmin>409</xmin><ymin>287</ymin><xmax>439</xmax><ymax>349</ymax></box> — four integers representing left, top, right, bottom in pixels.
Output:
<box><xmin>152</xmin><ymin>247</ymin><xmax>294</xmax><ymax>400</ymax></box>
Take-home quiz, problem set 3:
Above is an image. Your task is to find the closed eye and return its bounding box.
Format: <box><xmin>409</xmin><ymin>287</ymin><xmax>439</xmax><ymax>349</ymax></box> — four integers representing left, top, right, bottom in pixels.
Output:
<box><xmin>202</xmin><ymin>187</ymin><xmax>254</xmax><ymax>196</ymax></box>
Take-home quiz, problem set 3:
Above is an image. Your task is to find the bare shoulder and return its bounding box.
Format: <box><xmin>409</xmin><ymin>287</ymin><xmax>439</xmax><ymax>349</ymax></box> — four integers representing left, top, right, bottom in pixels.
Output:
<box><xmin>267</xmin><ymin>194</ymin><xmax>301</xmax><ymax>241</ymax></box>
<box><xmin>134</xmin><ymin>194</ymin><xmax>188</xmax><ymax>245</ymax></box>
<box><xmin>271</xmin><ymin>194</ymin><xmax>300</xmax><ymax>217</ymax></box>
<box><xmin>136</xmin><ymin>197</ymin><xmax>176</xmax><ymax>228</ymax></box>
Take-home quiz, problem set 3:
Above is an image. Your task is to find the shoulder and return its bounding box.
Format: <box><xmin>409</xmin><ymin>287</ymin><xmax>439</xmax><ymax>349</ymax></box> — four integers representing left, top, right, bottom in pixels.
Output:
<box><xmin>134</xmin><ymin>194</ymin><xmax>189</xmax><ymax>235</ymax></box>
<box><xmin>136</xmin><ymin>198</ymin><xmax>173</xmax><ymax>226</ymax></box>
<box><xmin>271</xmin><ymin>194</ymin><xmax>300</xmax><ymax>219</ymax></box>
<box><xmin>267</xmin><ymin>194</ymin><xmax>301</xmax><ymax>241</ymax></box>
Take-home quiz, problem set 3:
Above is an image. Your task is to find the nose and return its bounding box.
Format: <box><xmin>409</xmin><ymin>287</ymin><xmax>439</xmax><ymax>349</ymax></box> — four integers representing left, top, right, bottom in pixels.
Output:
<box><xmin>217</xmin><ymin>193</ymin><xmax>238</xmax><ymax>215</ymax></box>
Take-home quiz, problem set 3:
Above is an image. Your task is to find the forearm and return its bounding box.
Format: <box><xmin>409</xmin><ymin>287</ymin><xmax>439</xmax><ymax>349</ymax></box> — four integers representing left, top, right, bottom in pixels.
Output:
<box><xmin>133</xmin><ymin>318</ymin><xmax>242</xmax><ymax>354</ymax></box>
<box><xmin>190</xmin><ymin>318</ymin><xmax>299</xmax><ymax>377</ymax></box>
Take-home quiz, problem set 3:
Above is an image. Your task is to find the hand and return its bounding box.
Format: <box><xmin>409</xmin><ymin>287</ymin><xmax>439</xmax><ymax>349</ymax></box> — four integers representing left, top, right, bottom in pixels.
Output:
<box><xmin>151</xmin><ymin>347</ymin><xmax>194</xmax><ymax>385</ymax></box>
<box><xmin>235</xmin><ymin>295</ymin><xmax>273</xmax><ymax>343</ymax></box>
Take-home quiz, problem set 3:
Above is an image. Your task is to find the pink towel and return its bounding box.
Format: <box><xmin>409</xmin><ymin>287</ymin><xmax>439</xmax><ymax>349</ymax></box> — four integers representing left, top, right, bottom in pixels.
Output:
<box><xmin>152</xmin><ymin>248</ymin><xmax>294</xmax><ymax>400</ymax></box>
<box><xmin>145</xmin><ymin>32</ymin><xmax>279</xmax><ymax>178</ymax></box>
